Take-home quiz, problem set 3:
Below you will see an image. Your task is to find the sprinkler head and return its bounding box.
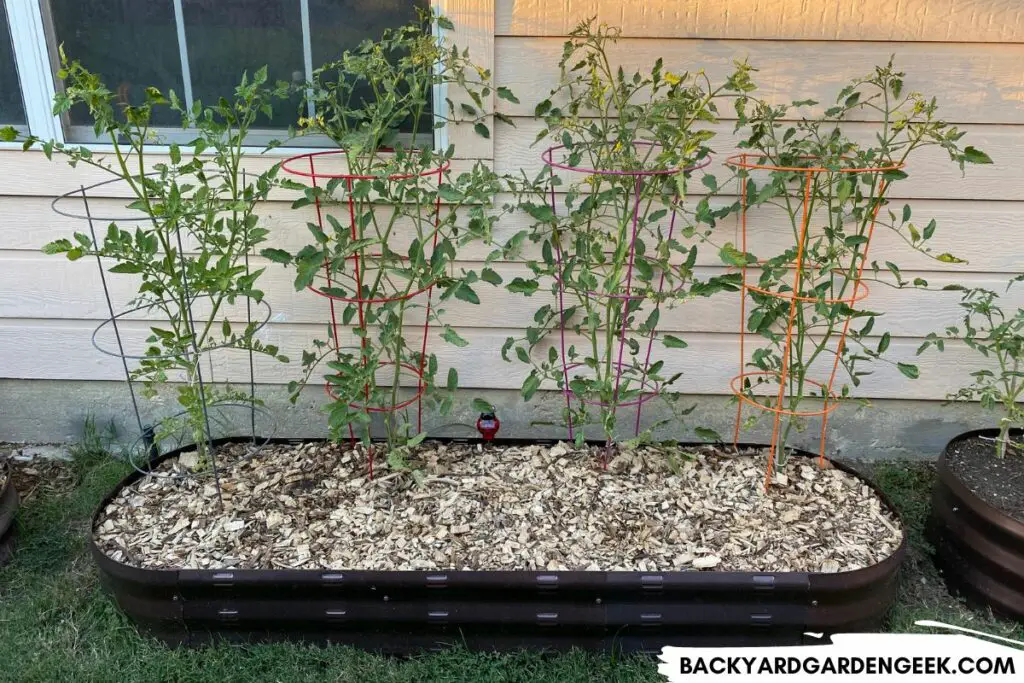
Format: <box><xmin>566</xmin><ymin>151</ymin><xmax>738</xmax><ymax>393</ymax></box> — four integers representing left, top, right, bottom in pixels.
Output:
<box><xmin>476</xmin><ymin>411</ymin><xmax>500</xmax><ymax>441</ymax></box>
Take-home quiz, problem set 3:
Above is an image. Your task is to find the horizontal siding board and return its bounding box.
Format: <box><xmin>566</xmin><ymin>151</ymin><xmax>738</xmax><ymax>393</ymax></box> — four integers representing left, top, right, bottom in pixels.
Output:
<box><xmin>496</xmin><ymin>119</ymin><xmax>1023</xmax><ymax>201</ymax></box>
<box><xmin>0</xmin><ymin>151</ymin><xmax>485</xmax><ymax>199</ymax></box>
<box><xmin>1</xmin><ymin>195</ymin><xmax>1018</xmax><ymax>273</ymax></box>
<box><xmin>0</xmin><ymin>320</ymin><xmax>987</xmax><ymax>401</ymax></box>
<box><xmin>495</xmin><ymin>0</ymin><xmax>1024</xmax><ymax>42</ymax></box>
<box><xmin>5</xmin><ymin>129</ymin><xmax>1017</xmax><ymax>205</ymax></box>
<box><xmin>3</xmin><ymin>253</ymin><xmax>1018</xmax><ymax>337</ymax></box>
<box><xmin>495</xmin><ymin>37</ymin><xmax>1024</xmax><ymax>125</ymax></box>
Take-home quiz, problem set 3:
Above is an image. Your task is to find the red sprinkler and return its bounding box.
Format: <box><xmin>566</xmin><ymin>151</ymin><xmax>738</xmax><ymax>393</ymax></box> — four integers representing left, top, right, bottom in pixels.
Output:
<box><xmin>476</xmin><ymin>411</ymin><xmax>500</xmax><ymax>441</ymax></box>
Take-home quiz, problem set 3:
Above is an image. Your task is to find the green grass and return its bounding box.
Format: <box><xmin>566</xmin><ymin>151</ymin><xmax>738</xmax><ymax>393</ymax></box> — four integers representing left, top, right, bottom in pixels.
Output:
<box><xmin>0</xmin><ymin>452</ymin><xmax>1020</xmax><ymax>682</ymax></box>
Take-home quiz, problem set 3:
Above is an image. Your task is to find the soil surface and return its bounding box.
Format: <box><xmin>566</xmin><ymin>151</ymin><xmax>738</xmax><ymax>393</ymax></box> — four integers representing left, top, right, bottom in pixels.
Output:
<box><xmin>947</xmin><ymin>435</ymin><xmax>1024</xmax><ymax>522</ymax></box>
<box><xmin>94</xmin><ymin>441</ymin><xmax>903</xmax><ymax>573</ymax></box>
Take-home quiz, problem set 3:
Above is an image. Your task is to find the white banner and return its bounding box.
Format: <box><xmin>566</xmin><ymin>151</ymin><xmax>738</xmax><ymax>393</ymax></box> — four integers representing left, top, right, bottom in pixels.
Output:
<box><xmin>658</xmin><ymin>622</ymin><xmax>1024</xmax><ymax>683</ymax></box>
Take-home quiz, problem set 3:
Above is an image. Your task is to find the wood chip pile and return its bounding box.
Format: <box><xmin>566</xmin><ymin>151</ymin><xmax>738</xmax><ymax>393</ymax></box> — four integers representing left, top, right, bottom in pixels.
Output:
<box><xmin>95</xmin><ymin>441</ymin><xmax>902</xmax><ymax>573</ymax></box>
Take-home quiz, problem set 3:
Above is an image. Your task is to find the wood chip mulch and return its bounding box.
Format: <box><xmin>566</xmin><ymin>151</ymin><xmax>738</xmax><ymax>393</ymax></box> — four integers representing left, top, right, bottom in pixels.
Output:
<box><xmin>94</xmin><ymin>441</ymin><xmax>902</xmax><ymax>574</ymax></box>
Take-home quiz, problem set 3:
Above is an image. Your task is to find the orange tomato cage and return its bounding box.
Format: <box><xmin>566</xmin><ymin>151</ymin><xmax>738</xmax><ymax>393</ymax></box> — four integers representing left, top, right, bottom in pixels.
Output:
<box><xmin>724</xmin><ymin>153</ymin><xmax>903</xmax><ymax>490</ymax></box>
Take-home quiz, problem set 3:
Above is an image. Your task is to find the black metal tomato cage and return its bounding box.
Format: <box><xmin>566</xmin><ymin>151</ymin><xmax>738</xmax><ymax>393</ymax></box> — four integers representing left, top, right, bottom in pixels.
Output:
<box><xmin>52</xmin><ymin>174</ymin><xmax>272</xmax><ymax>497</ymax></box>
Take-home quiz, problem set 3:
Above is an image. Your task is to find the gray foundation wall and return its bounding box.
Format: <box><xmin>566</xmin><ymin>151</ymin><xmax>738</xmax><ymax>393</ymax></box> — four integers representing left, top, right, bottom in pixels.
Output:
<box><xmin>0</xmin><ymin>379</ymin><xmax>994</xmax><ymax>460</ymax></box>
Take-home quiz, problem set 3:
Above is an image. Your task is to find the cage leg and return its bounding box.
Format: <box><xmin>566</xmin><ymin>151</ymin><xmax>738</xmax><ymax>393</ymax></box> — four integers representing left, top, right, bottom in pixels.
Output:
<box><xmin>82</xmin><ymin>186</ymin><xmax>147</xmax><ymax>450</ymax></box>
<box><xmin>550</xmin><ymin>181</ymin><xmax>575</xmax><ymax>442</ymax></box>
<box><xmin>764</xmin><ymin>172</ymin><xmax>814</xmax><ymax>490</ymax></box>
<box><xmin>733</xmin><ymin>171</ymin><xmax>749</xmax><ymax>450</ymax></box>
<box><xmin>343</xmin><ymin>178</ymin><xmax>374</xmax><ymax>479</ymax></box>
<box><xmin>604</xmin><ymin>177</ymin><xmax>645</xmax><ymax>466</ymax></box>
<box><xmin>817</xmin><ymin>179</ymin><xmax>889</xmax><ymax>467</ymax></box>
<box><xmin>414</xmin><ymin>168</ymin><xmax>444</xmax><ymax>437</ymax></box>
<box><xmin>634</xmin><ymin>204</ymin><xmax>679</xmax><ymax>437</ymax></box>
<box><xmin>242</xmin><ymin>170</ymin><xmax>258</xmax><ymax>445</ymax></box>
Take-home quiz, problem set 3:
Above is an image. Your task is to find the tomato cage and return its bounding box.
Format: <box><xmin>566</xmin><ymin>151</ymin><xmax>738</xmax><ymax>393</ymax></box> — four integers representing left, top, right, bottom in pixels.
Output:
<box><xmin>542</xmin><ymin>143</ymin><xmax>711</xmax><ymax>445</ymax></box>
<box><xmin>725</xmin><ymin>153</ymin><xmax>902</xmax><ymax>488</ymax></box>
<box><xmin>50</xmin><ymin>173</ymin><xmax>276</xmax><ymax>499</ymax></box>
<box><xmin>281</xmin><ymin>150</ymin><xmax>449</xmax><ymax>472</ymax></box>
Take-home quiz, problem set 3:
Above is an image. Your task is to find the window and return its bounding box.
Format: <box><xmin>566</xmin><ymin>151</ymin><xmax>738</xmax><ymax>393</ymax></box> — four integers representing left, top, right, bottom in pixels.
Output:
<box><xmin>39</xmin><ymin>0</ymin><xmax>428</xmax><ymax>145</ymax></box>
<box><xmin>0</xmin><ymin>0</ymin><xmax>27</xmax><ymax>127</ymax></box>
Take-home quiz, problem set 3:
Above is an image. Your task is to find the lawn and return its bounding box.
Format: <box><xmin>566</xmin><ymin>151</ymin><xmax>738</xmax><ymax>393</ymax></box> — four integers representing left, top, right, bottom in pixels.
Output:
<box><xmin>0</xmin><ymin>444</ymin><xmax>1021</xmax><ymax>683</ymax></box>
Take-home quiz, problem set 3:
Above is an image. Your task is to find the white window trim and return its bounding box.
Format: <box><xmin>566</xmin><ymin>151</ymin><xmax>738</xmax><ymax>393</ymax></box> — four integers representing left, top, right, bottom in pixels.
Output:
<box><xmin>4</xmin><ymin>0</ymin><xmax>59</xmax><ymax>141</ymax></box>
<box><xmin>0</xmin><ymin>0</ymin><xmax>493</xmax><ymax>160</ymax></box>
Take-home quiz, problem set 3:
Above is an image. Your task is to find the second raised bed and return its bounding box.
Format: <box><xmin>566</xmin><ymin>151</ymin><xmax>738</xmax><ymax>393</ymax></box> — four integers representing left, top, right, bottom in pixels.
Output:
<box><xmin>0</xmin><ymin>463</ymin><xmax>18</xmax><ymax>566</ymax></box>
<box><xmin>931</xmin><ymin>428</ymin><xmax>1024</xmax><ymax>621</ymax></box>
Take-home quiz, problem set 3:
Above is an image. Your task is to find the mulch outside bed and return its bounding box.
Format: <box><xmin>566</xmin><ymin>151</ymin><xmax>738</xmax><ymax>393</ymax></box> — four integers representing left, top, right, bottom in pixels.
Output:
<box><xmin>95</xmin><ymin>440</ymin><xmax>903</xmax><ymax>574</ymax></box>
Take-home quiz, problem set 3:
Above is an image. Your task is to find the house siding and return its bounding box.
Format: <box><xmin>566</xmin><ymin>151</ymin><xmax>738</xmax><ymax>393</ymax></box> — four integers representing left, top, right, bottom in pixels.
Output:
<box><xmin>1</xmin><ymin>0</ymin><xmax>1022</xmax><ymax>443</ymax></box>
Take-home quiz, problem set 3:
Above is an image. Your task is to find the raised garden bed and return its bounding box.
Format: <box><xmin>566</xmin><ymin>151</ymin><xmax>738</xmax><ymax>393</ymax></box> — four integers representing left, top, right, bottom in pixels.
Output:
<box><xmin>931</xmin><ymin>428</ymin><xmax>1024</xmax><ymax>621</ymax></box>
<box><xmin>0</xmin><ymin>462</ymin><xmax>18</xmax><ymax>566</ymax></box>
<box><xmin>91</xmin><ymin>437</ymin><xmax>907</xmax><ymax>651</ymax></box>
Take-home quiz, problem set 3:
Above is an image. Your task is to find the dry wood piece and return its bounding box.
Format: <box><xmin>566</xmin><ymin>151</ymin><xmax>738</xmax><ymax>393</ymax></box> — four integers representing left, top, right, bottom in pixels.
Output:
<box><xmin>94</xmin><ymin>442</ymin><xmax>902</xmax><ymax>573</ymax></box>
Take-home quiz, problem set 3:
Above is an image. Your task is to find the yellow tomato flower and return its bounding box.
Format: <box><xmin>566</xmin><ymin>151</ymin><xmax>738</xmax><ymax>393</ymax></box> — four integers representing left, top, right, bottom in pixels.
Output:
<box><xmin>297</xmin><ymin>115</ymin><xmax>325</xmax><ymax>131</ymax></box>
<box><xmin>664</xmin><ymin>72</ymin><xmax>682</xmax><ymax>86</ymax></box>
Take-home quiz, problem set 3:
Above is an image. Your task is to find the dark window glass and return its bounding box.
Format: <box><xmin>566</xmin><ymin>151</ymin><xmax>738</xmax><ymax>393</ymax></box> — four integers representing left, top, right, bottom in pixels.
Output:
<box><xmin>309</xmin><ymin>0</ymin><xmax>426</xmax><ymax>68</ymax></box>
<box><xmin>310</xmin><ymin>0</ymin><xmax>431</xmax><ymax>143</ymax></box>
<box><xmin>0</xmin><ymin>0</ymin><xmax>27</xmax><ymax>125</ymax></box>
<box><xmin>46</xmin><ymin>0</ymin><xmax>431</xmax><ymax>143</ymax></box>
<box><xmin>48</xmin><ymin>0</ymin><xmax>184</xmax><ymax>134</ymax></box>
<box><xmin>182</xmin><ymin>0</ymin><xmax>304</xmax><ymax>129</ymax></box>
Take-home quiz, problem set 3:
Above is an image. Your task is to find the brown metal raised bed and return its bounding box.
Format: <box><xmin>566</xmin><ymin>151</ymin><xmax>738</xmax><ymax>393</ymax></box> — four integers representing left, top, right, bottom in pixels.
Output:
<box><xmin>0</xmin><ymin>463</ymin><xmax>17</xmax><ymax>566</ymax></box>
<box><xmin>931</xmin><ymin>428</ymin><xmax>1024</xmax><ymax>621</ymax></box>
<box><xmin>90</xmin><ymin>437</ymin><xmax>907</xmax><ymax>651</ymax></box>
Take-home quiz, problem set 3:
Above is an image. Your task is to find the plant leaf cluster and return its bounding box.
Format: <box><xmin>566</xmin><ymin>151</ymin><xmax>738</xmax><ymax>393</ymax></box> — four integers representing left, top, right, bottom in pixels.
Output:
<box><xmin>5</xmin><ymin>52</ymin><xmax>287</xmax><ymax>464</ymax></box>
<box><xmin>260</xmin><ymin>11</ymin><xmax>506</xmax><ymax>450</ymax></box>
<box><xmin>498</xmin><ymin>20</ymin><xmax>755</xmax><ymax>445</ymax></box>
<box><xmin>729</xmin><ymin>59</ymin><xmax>992</xmax><ymax>460</ymax></box>
<box><xmin>919</xmin><ymin>280</ymin><xmax>1024</xmax><ymax>458</ymax></box>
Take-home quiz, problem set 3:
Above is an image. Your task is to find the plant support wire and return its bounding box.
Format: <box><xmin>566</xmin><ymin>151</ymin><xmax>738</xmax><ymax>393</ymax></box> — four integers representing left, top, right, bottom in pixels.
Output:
<box><xmin>725</xmin><ymin>153</ymin><xmax>900</xmax><ymax>488</ymax></box>
<box><xmin>543</xmin><ymin>144</ymin><xmax>711</xmax><ymax>450</ymax></box>
<box><xmin>63</xmin><ymin>177</ymin><xmax>270</xmax><ymax>499</ymax></box>
<box><xmin>281</xmin><ymin>150</ymin><xmax>449</xmax><ymax>478</ymax></box>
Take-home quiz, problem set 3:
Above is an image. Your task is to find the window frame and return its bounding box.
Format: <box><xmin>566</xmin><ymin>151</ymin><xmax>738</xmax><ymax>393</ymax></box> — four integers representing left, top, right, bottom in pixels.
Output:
<box><xmin>0</xmin><ymin>0</ymin><xmax>495</xmax><ymax>162</ymax></box>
